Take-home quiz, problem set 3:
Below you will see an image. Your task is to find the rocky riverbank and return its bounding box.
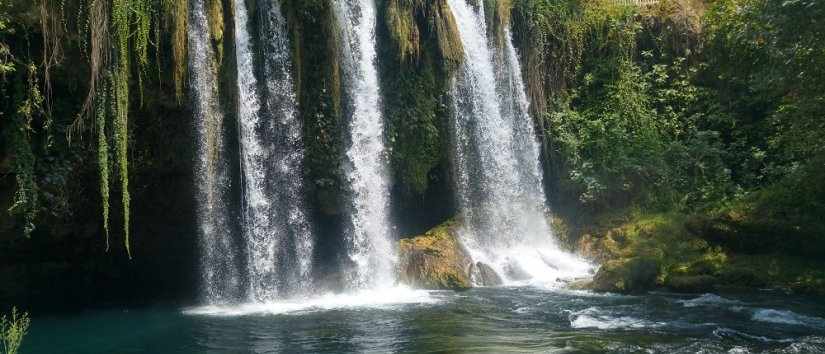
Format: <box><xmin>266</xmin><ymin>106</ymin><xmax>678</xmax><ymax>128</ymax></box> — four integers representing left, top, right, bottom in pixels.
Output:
<box><xmin>398</xmin><ymin>211</ymin><xmax>825</xmax><ymax>296</ymax></box>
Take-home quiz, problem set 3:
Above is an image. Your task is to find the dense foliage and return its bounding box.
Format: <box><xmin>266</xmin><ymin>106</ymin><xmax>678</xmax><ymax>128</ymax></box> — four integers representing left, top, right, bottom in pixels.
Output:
<box><xmin>512</xmin><ymin>0</ymin><xmax>824</xmax><ymax>228</ymax></box>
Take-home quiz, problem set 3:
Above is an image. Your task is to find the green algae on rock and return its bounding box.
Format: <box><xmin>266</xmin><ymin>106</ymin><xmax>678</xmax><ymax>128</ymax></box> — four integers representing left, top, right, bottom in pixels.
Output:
<box><xmin>398</xmin><ymin>220</ymin><xmax>472</xmax><ymax>290</ymax></box>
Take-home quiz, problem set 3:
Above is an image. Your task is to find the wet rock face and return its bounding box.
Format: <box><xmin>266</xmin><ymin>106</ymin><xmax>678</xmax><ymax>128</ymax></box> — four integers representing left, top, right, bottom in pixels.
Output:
<box><xmin>398</xmin><ymin>220</ymin><xmax>473</xmax><ymax>290</ymax></box>
<box><xmin>470</xmin><ymin>261</ymin><xmax>502</xmax><ymax>286</ymax></box>
<box><xmin>397</xmin><ymin>220</ymin><xmax>512</xmax><ymax>289</ymax></box>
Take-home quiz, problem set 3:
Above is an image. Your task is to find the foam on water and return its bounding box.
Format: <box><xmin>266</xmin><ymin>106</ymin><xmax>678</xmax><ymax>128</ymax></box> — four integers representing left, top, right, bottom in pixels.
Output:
<box><xmin>467</xmin><ymin>244</ymin><xmax>593</xmax><ymax>289</ymax></box>
<box><xmin>568</xmin><ymin>307</ymin><xmax>666</xmax><ymax>330</ymax></box>
<box><xmin>551</xmin><ymin>288</ymin><xmax>631</xmax><ymax>298</ymax></box>
<box><xmin>751</xmin><ymin>309</ymin><xmax>825</xmax><ymax>328</ymax></box>
<box><xmin>727</xmin><ymin>346</ymin><xmax>751</xmax><ymax>354</ymax></box>
<box><xmin>712</xmin><ymin>327</ymin><xmax>796</xmax><ymax>344</ymax></box>
<box><xmin>184</xmin><ymin>286</ymin><xmax>440</xmax><ymax>317</ymax></box>
<box><xmin>678</xmin><ymin>293</ymin><xmax>744</xmax><ymax>308</ymax></box>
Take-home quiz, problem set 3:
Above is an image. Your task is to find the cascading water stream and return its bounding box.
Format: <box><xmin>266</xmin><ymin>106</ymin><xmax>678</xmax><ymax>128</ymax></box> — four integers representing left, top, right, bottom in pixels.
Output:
<box><xmin>446</xmin><ymin>0</ymin><xmax>590</xmax><ymax>285</ymax></box>
<box><xmin>189</xmin><ymin>0</ymin><xmax>241</xmax><ymax>303</ymax></box>
<box><xmin>191</xmin><ymin>0</ymin><xmax>314</xmax><ymax>303</ymax></box>
<box><xmin>232</xmin><ymin>0</ymin><xmax>314</xmax><ymax>301</ymax></box>
<box><xmin>232</xmin><ymin>0</ymin><xmax>274</xmax><ymax>302</ymax></box>
<box><xmin>332</xmin><ymin>0</ymin><xmax>396</xmax><ymax>289</ymax></box>
<box><xmin>258</xmin><ymin>0</ymin><xmax>314</xmax><ymax>296</ymax></box>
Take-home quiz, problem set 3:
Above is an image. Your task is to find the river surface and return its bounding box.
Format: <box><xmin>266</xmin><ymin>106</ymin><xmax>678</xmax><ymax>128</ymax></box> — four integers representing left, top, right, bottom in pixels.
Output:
<box><xmin>22</xmin><ymin>286</ymin><xmax>825</xmax><ymax>353</ymax></box>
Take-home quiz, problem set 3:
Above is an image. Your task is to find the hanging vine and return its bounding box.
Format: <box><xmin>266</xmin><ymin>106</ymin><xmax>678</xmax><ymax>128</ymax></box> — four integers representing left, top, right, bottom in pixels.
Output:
<box><xmin>8</xmin><ymin>64</ymin><xmax>44</xmax><ymax>238</ymax></box>
<box><xmin>113</xmin><ymin>65</ymin><xmax>130</xmax><ymax>258</ymax></box>
<box><xmin>67</xmin><ymin>0</ymin><xmax>162</xmax><ymax>257</ymax></box>
<box><xmin>39</xmin><ymin>0</ymin><xmax>63</xmax><ymax>150</ymax></box>
<box><xmin>134</xmin><ymin>0</ymin><xmax>151</xmax><ymax>104</ymax></box>
<box><xmin>96</xmin><ymin>73</ymin><xmax>111</xmax><ymax>250</ymax></box>
<box><xmin>113</xmin><ymin>0</ymin><xmax>132</xmax><ymax>258</ymax></box>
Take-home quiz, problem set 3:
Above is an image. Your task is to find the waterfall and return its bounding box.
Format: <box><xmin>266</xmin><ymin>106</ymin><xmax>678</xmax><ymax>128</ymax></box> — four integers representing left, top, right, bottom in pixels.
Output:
<box><xmin>446</xmin><ymin>0</ymin><xmax>590</xmax><ymax>284</ymax></box>
<box><xmin>258</xmin><ymin>0</ymin><xmax>314</xmax><ymax>296</ymax></box>
<box><xmin>189</xmin><ymin>0</ymin><xmax>241</xmax><ymax>303</ymax></box>
<box><xmin>232</xmin><ymin>0</ymin><xmax>314</xmax><ymax>301</ymax></box>
<box><xmin>232</xmin><ymin>0</ymin><xmax>277</xmax><ymax>301</ymax></box>
<box><xmin>192</xmin><ymin>0</ymin><xmax>313</xmax><ymax>303</ymax></box>
<box><xmin>333</xmin><ymin>0</ymin><xmax>396</xmax><ymax>289</ymax></box>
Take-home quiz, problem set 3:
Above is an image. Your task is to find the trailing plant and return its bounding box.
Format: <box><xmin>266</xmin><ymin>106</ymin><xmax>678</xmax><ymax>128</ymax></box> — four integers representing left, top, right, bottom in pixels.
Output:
<box><xmin>73</xmin><ymin>0</ymin><xmax>109</xmax><ymax>135</ymax></box>
<box><xmin>67</xmin><ymin>0</ymin><xmax>170</xmax><ymax>256</ymax></box>
<box><xmin>38</xmin><ymin>0</ymin><xmax>63</xmax><ymax>147</ymax></box>
<box><xmin>134</xmin><ymin>0</ymin><xmax>151</xmax><ymax>103</ymax></box>
<box><xmin>8</xmin><ymin>64</ymin><xmax>44</xmax><ymax>238</ymax></box>
<box><xmin>96</xmin><ymin>72</ymin><xmax>111</xmax><ymax>249</ymax></box>
<box><xmin>113</xmin><ymin>66</ymin><xmax>130</xmax><ymax>258</ymax></box>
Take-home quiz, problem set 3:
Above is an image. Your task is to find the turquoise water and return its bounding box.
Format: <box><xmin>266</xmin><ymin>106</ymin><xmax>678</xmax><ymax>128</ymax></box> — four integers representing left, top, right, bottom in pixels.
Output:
<box><xmin>22</xmin><ymin>287</ymin><xmax>825</xmax><ymax>353</ymax></box>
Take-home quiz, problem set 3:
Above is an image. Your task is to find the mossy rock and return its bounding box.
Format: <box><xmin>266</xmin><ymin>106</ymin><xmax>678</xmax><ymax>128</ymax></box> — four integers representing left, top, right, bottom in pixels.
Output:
<box><xmin>716</xmin><ymin>267</ymin><xmax>766</xmax><ymax>288</ymax></box>
<box><xmin>665</xmin><ymin>275</ymin><xmax>717</xmax><ymax>293</ymax></box>
<box><xmin>548</xmin><ymin>215</ymin><xmax>578</xmax><ymax>252</ymax></box>
<box><xmin>591</xmin><ymin>257</ymin><xmax>660</xmax><ymax>294</ymax></box>
<box><xmin>398</xmin><ymin>220</ymin><xmax>472</xmax><ymax>290</ymax></box>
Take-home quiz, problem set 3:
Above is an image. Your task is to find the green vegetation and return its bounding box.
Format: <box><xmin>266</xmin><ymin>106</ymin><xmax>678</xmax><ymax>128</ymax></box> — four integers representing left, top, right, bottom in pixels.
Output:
<box><xmin>506</xmin><ymin>0</ymin><xmax>825</xmax><ymax>294</ymax></box>
<box><xmin>578</xmin><ymin>211</ymin><xmax>825</xmax><ymax>294</ymax></box>
<box><xmin>511</xmin><ymin>0</ymin><xmax>824</xmax><ymax>219</ymax></box>
<box><xmin>1</xmin><ymin>307</ymin><xmax>30</xmax><ymax>354</ymax></box>
<box><xmin>96</xmin><ymin>74</ymin><xmax>110</xmax><ymax>249</ymax></box>
<box><xmin>2</xmin><ymin>0</ymin><xmax>190</xmax><ymax>256</ymax></box>
<box><xmin>7</xmin><ymin>65</ymin><xmax>43</xmax><ymax>238</ymax></box>
<box><xmin>379</xmin><ymin>0</ymin><xmax>461</xmax><ymax>196</ymax></box>
<box><xmin>287</xmin><ymin>0</ymin><xmax>344</xmax><ymax>214</ymax></box>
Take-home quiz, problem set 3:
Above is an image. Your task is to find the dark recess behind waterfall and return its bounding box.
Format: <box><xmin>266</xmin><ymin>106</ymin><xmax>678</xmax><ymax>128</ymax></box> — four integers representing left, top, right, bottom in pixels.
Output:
<box><xmin>0</xmin><ymin>0</ymin><xmax>461</xmax><ymax>313</ymax></box>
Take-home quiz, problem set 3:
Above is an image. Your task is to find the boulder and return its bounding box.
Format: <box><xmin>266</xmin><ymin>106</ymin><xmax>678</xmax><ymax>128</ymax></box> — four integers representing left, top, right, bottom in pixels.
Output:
<box><xmin>591</xmin><ymin>257</ymin><xmax>660</xmax><ymax>294</ymax></box>
<box><xmin>398</xmin><ymin>220</ymin><xmax>472</xmax><ymax>290</ymax></box>
<box><xmin>470</xmin><ymin>261</ymin><xmax>502</xmax><ymax>286</ymax></box>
